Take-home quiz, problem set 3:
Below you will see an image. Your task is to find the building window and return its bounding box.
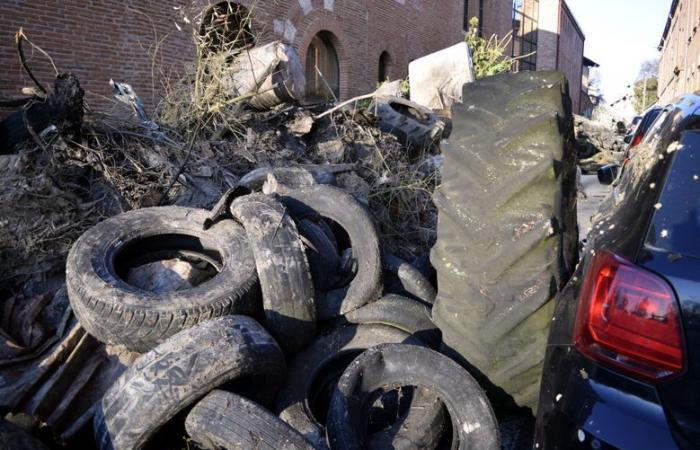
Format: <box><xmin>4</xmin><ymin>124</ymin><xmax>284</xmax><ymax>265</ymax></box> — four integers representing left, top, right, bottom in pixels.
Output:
<box><xmin>378</xmin><ymin>51</ymin><xmax>391</xmax><ymax>82</ymax></box>
<box><xmin>305</xmin><ymin>31</ymin><xmax>340</xmax><ymax>100</ymax></box>
<box><xmin>512</xmin><ymin>0</ymin><xmax>538</xmax><ymax>71</ymax></box>
<box><xmin>463</xmin><ymin>0</ymin><xmax>470</xmax><ymax>30</ymax></box>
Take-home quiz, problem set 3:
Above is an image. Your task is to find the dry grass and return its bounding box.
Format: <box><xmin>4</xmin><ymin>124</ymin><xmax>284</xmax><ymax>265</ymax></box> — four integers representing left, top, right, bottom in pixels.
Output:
<box><xmin>1</xmin><ymin>0</ymin><xmax>440</xmax><ymax>291</ymax></box>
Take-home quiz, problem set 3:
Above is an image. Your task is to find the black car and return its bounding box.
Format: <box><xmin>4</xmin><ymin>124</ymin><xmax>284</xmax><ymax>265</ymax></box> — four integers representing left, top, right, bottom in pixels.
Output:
<box><xmin>535</xmin><ymin>94</ymin><xmax>700</xmax><ymax>449</ymax></box>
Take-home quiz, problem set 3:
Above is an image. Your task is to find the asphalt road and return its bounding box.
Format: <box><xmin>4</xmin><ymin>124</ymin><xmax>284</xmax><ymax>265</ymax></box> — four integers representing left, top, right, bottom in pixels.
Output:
<box><xmin>578</xmin><ymin>174</ymin><xmax>611</xmax><ymax>238</ymax></box>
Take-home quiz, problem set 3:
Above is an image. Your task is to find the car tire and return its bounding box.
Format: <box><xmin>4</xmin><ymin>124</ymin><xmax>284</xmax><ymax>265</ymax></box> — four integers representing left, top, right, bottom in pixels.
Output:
<box><xmin>270</xmin><ymin>183</ymin><xmax>383</xmax><ymax>320</ymax></box>
<box><xmin>231</xmin><ymin>194</ymin><xmax>316</xmax><ymax>354</ymax></box>
<box><xmin>327</xmin><ymin>344</ymin><xmax>499</xmax><ymax>450</ymax></box>
<box><xmin>275</xmin><ymin>324</ymin><xmax>425</xmax><ymax>449</ymax></box>
<box><xmin>297</xmin><ymin>218</ymin><xmax>342</xmax><ymax>292</ymax></box>
<box><xmin>383</xmin><ymin>252</ymin><xmax>437</xmax><ymax>305</ymax></box>
<box><xmin>371</xmin><ymin>96</ymin><xmax>445</xmax><ymax>152</ymax></box>
<box><xmin>431</xmin><ymin>71</ymin><xmax>578</xmax><ymax>409</ymax></box>
<box><xmin>66</xmin><ymin>206</ymin><xmax>258</xmax><ymax>352</ymax></box>
<box><xmin>337</xmin><ymin>294</ymin><xmax>440</xmax><ymax>349</ymax></box>
<box><xmin>94</xmin><ymin>315</ymin><xmax>285</xmax><ymax>450</ymax></box>
<box><xmin>0</xmin><ymin>420</ymin><xmax>51</xmax><ymax>450</ymax></box>
<box><xmin>185</xmin><ymin>390</ymin><xmax>314</xmax><ymax>450</ymax></box>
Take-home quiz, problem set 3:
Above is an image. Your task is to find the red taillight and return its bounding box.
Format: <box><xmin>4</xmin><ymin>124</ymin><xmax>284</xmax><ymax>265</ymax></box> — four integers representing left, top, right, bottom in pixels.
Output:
<box><xmin>629</xmin><ymin>132</ymin><xmax>643</xmax><ymax>149</ymax></box>
<box><xmin>574</xmin><ymin>250</ymin><xmax>685</xmax><ymax>381</ymax></box>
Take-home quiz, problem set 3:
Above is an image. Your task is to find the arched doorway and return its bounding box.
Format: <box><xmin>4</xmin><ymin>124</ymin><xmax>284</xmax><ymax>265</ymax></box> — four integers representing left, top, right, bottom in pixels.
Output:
<box><xmin>378</xmin><ymin>51</ymin><xmax>392</xmax><ymax>82</ymax></box>
<box><xmin>305</xmin><ymin>31</ymin><xmax>340</xmax><ymax>100</ymax></box>
<box><xmin>199</xmin><ymin>2</ymin><xmax>255</xmax><ymax>54</ymax></box>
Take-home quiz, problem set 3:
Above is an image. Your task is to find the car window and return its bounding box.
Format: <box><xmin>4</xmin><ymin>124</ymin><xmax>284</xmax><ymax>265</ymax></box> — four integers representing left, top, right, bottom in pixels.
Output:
<box><xmin>645</xmin><ymin>131</ymin><xmax>700</xmax><ymax>259</ymax></box>
<box><xmin>642</xmin><ymin>109</ymin><xmax>670</xmax><ymax>146</ymax></box>
<box><xmin>639</xmin><ymin>108</ymin><xmax>663</xmax><ymax>142</ymax></box>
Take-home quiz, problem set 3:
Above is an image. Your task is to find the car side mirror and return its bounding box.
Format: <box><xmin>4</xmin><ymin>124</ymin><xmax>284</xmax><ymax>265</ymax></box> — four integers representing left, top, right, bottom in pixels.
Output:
<box><xmin>597</xmin><ymin>164</ymin><xmax>620</xmax><ymax>185</ymax></box>
<box><xmin>624</xmin><ymin>134</ymin><xmax>633</xmax><ymax>144</ymax></box>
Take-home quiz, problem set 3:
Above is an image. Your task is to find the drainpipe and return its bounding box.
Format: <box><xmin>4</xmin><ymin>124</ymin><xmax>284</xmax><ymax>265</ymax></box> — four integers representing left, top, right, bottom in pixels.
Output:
<box><xmin>479</xmin><ymin>0</ymin><xmax>484</xmax><ymax>36</ymax></box>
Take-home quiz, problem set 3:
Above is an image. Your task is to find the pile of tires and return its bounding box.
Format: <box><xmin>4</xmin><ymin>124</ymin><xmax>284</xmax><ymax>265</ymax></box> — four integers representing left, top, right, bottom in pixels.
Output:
<box><xmin>64</xmin><ymin>175</ymin><xmax>499</xmax><ymax>449</ymax></box>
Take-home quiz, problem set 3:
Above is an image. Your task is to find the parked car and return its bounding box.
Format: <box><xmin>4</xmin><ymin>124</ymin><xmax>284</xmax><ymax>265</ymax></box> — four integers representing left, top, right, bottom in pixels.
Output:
<box><xmin>628</xmin><ymin>114</ymin><xmax>642</xmax><ymax>134</ymax></box>
<box><xmin>624</xmin><ymin>105</ymin><xmax>663</xmax><ymax>156</ymax></box>
<box><xmin>535</xmin><ymin>94</ymin><xmax>700</xmax><ymax>449</ymax></box>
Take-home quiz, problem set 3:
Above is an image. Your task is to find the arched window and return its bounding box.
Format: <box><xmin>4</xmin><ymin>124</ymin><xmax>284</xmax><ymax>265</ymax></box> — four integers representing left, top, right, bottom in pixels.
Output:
<box><xmin>200</xmin><ymin>2</ymin><xmax>255</xmax><ymax>54</ymax></box>
<box><xmin>305</xmin><ymin>31</ymin><xmax>340</xmax><ymax>100</ymax></box>
<box><xmin>378</xmin><ymin>51</ymin><xmax>392</xmax><ymax>82</ymax></box>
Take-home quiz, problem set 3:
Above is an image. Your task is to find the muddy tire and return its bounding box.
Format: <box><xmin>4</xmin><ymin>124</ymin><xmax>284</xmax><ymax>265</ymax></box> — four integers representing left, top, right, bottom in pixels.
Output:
<box><xmin>185</xmin><ymin>390</ymin><xmax>314</xmax><ymax>450</ymax></box>
<box><xmin>231</xmin><ymin>194</ymin><xmax>315</xmax><ymax>354</ymax></box>
<box><xmin>270</xmin><ymin>183</ymin><xmax>383</xmax><ymax>320</ymax></box>
<box><xmin>94</xmin><ymin>315</ymin><xmax>285</xmax><ymax>450</ymax></box>
<box><xmin>383</xmin><ymin>252</ymin><xmax>437</xmax><ymax>305</ymax></box>
<box><xmin>337</xmin><ymin>294</ymin><xmax>440</xmax><ymax>348</ymax></box>
<box><xmin>66</xmin><ymin>206</ymin><xmax>258</xmax><ymax>352</ymax></box>
<box><xmin>275</xmin><ymin>324</ymin><xmax>424</xmax><ymax>449</ymax></box>
<box><xmin>0</xmin><ymin>420</ymin><xmax>50</xmax><ymax>450</ymax></box>
<box><xmin>327</xmin><ymin>344</ymin><xmax>499</xmax><ymax>450</ymax></box>
<box><xmin>365</xmin><ymin>386</ymin><xmax>447</xmax><ymax>450</ymax></box>
<box><xmin>297</xmin><ymin>218</ymin><xmax>342</xmax><ymax>292</ymax></box>
<box><xmin>371</xmin><ymin>96</ymin><xmax>445</xmax><ymax>151</ymax></box>
<box><xmin>431</xmin><ymin>71</ymin><xmax>578</xmax><ymax>409</ymax></box>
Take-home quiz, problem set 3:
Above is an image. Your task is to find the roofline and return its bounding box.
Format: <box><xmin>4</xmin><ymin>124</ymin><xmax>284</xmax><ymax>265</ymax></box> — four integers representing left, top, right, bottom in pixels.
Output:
<box><xmin>561</xmin><ymin>1</ymin><xmax>585</xmax><ymax>41</ymax></box>
<box><xmin>658</xmin><ymin>0</ymin><xmax>679</xmax><ymax>50</ymax></box>
<box><xmin>583</xmin><ymin>56</ymin><xmax>599</xmax><ymax>67</ymax></box>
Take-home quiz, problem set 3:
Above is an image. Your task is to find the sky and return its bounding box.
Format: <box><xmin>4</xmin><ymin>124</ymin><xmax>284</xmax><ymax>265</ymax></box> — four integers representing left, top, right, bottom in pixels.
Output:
<box><xmin>566</xmin><ymin>0</ymin><xmax>672</xmax><ymax>103</ymax></box>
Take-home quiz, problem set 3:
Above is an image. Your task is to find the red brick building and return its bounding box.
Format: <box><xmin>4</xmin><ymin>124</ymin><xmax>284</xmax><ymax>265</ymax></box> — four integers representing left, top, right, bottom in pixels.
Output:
<box><xmin>0</xmin><ymin>1</ymin><xmax>589</xmax><ymax>113</ymax></box>
<box><xmin>0</xmin><ymin>0</ymin><xmax>466</xmax><ymax>111</ymax></box>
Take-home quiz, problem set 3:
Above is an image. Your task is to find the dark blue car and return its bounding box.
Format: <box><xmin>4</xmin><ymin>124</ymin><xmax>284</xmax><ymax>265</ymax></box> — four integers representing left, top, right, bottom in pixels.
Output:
<box><xmin>535</xmin><ymin>94</ymin><xmax>700</xmax><ymax>450</ymax></box>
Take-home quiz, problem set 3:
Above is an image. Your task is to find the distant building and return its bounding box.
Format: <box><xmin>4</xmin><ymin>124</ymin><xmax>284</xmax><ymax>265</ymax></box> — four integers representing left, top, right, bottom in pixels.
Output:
<box><xmin>580</xmin><ymin>56</ymin><xmax>601</xmax><ymax>118</ymax></box>
<box><xmin>510</xmin><ymin>0</ymin><xmax>591</xmax><ymax>114</ymax></box>
<box><xmin>658</xmin><ymin>0</ymin><xmax>700</xmax><ymax>103</ymax></box>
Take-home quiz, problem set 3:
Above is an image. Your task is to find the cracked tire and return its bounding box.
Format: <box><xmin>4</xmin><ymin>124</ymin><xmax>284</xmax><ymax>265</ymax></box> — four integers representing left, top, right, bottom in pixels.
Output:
<box><xmin>231</xmin><ymin>194</ymin><xmax>316</xmax><ymax>354</ymax></box>
<box><xmin>185</xmin><ymin>390</ymin><xmax>314</xmax><ymax>450</ymax></box>
<box><xmin>94</xmin><ymin>315</ymin><xmax>286</xmax><ymax>450</ymax></box>
<box><xmin>66</xmin><ymin>206</ymin><xmax>258</xmax><ymax>352</ymax></box>
<box><xmin>272</xmin><ymin>184</ymin><xmax>383</xmax><ymax>320</ymax></box>
<box><xmin>431</xmin><ymin>71</ymin><xmax>578</xmax><ymax>410</ymax></box>
<box><xmin>327</xmin><ymin>344</ymin><xmax>499</xmax><ymax>450</ymax></box>
<box><xmin>337</xmin><ymin>294</ymin><xmax>441</xmax><ymax>349</ymax></box>
<box><xmin>297</xmin><ymin>218</ymin><xmax>342</xmax><ymax>292</ymax></box>
<box><xmin>275</xmin><ymin>324</ymin><xmax>425</xmax><ymax>449</ymax></box>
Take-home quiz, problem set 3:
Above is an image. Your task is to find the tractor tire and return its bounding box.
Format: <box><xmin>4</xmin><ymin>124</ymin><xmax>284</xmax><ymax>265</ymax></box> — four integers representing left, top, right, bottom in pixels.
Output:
<box><xmin>430</xmin><ymin>71</ymin><xmax>578</xmax><ymax>410</ymax></box>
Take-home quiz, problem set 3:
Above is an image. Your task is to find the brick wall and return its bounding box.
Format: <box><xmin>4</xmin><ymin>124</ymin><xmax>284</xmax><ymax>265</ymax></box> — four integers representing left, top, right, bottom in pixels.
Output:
<box><xmin>658</xmin><ymin>0</ymin><xmax>700</xmax><ymax>103</ymax></box>
<box><xmin>0</xmin><ymin>0</ymin><xmax>465</xmax><ymax>113</ymax></box>
<box><xmin>556</xmin><ymin>2</ymin><xmax>583</xmax><ymax>113</ymax></box>
<box><xmin>0</xmin><ymin>0</ymin><xmax>196</xmax><ymax>115</ymax></box>
<box><xmin>534</xmin><ymin>0</ymin><xmax>585</xmax><ymax>114</ymax></box>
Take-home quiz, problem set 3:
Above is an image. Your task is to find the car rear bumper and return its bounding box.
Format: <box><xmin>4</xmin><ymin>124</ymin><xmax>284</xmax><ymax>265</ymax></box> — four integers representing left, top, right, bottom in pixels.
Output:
<box><xmin>535</xmin><ymin>351</ymin><xmax>679</xmax><ymax>450</ymax></box>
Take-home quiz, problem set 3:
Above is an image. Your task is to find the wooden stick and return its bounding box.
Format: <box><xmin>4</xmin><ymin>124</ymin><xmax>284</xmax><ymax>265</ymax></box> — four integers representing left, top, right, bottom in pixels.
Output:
<box><xmin>313</xmin><ymin>93</ymin><xmax>377</xmax><ymax>120</ymax></box>
<box><xmin>15</xmin><ymin>28</ymin><xmax>47</xmax><ymax>94</ymax></box>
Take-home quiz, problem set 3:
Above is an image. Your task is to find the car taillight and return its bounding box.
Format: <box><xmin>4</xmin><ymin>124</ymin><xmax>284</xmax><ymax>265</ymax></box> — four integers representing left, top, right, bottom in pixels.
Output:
<box><xmin>629</xmin><ymin>132</ymin><xmax>643</xmax><ymax>149</ymax></box>
<box><xmin>574</xmin><ymin>250</ymin><xmax>685</xmax><ymax>381</ymax></box>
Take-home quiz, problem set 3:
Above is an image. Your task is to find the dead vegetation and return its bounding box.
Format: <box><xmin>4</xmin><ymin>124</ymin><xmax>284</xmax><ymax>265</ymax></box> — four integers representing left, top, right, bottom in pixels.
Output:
<box><xmin>0</xmin><ymin>2</ymin><xmax>439</xmax><ymax>291</ymax></box>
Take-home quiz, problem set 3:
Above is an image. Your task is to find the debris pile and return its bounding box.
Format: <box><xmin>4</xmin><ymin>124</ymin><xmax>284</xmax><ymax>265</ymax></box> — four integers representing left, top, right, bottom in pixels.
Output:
<box><xmin>573</xmin><ymin>114</ymin><xmax>625</xmax><ymax>172</ymax></box>
<box><xmin>0</xmin><ymin>10</ymin><xmax>482</xmax><ymax>448</ymax></box>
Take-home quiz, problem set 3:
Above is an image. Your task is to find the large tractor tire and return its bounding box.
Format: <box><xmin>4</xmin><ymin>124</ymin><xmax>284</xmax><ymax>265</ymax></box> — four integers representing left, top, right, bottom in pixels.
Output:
<box><xmin>430</xmin><ymin>71</ymin><xmax>578</xmax><ymax>411</ymax></box>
